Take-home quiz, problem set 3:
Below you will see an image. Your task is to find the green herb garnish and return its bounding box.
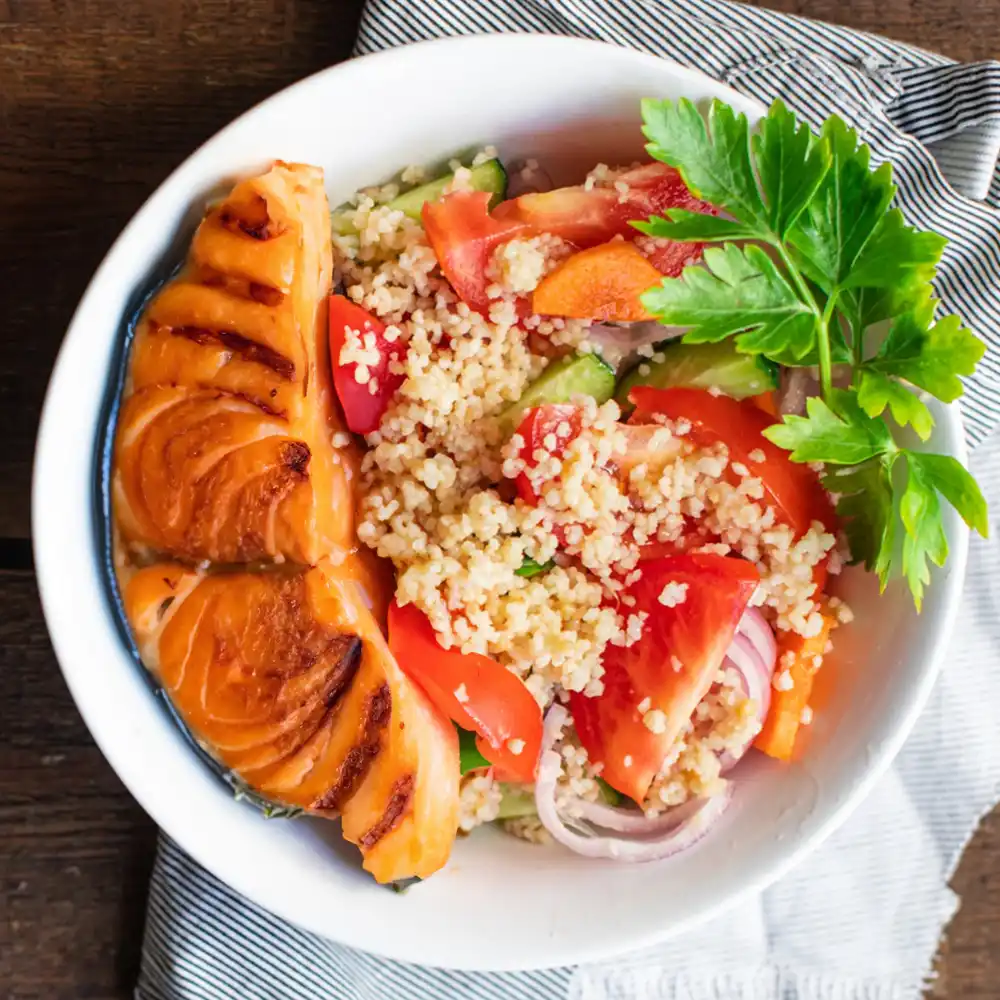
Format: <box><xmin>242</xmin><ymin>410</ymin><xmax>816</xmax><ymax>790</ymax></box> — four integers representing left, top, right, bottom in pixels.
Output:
<box><xmin>636</xmin><ymin>97</ymin><xmax>988</xmax><ymax>608</ymax></box>
<box><xmin>456</xmin><ymin>725</ymin><xmax>491</xmax><ymax>773</ymax></box>
<box><xmin>515</xmin><ymin>557</ymin><xmax>555</xmax><ymax>578</ymax></box>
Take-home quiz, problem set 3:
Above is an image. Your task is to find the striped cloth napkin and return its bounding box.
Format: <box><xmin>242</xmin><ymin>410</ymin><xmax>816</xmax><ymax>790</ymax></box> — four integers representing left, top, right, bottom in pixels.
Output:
<box><xmin>136</xmin><ymin>2</ymin><xmax>1000</xmax><ymax>998</ymax></box>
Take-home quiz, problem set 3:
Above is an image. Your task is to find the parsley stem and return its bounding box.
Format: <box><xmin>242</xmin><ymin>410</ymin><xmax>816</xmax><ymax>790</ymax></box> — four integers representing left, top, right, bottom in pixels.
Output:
<box><xmin>773</xmin><ymin>241</ymin><xmax>836</xmax><ymax>400</ymax></box>
<box><xmin>817</xmin><ymin>292</ymin><xmax>838</xmax><ymax>401</ymax></box>
<box><xmin>774</xmin><ymin>244</ymin><xmax>819</xmax><ymax>320</ymax></box>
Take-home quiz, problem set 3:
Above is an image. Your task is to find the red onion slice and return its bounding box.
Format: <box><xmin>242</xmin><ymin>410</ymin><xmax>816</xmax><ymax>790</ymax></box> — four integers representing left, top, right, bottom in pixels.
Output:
<box><xmin>737</xmin><ymin>607</ymin><xmax>777</xmax><ymax>673</ymax></box>
<box><xmin>534</xmin><ymin>749</ymin><xmax>731</xmax><ymax>861</ymax></box>
<box><xmin>573</xmin><ymin>795</ymin><xmax>705</xmax><ymax>835</ymax></box>
<box><xmin>505</xmin><ymin>160</ymin><xmax>553</xmax><ymax>197</ymax></box>
<box><xmin>586</xmin><ymin>321</ymin><xmax>684</xmax><ymax>359</ymax></box>
<box><xmin>724</xmin><ymin>632</ymin><xmax>772</xmax><ymax>721</ymax></box>
<box><xmin>717</xmin><ymin>611</ymin><xmax>779</xmax><ymax>771</ymax></box>
<box><xmin>532</xmin><ymin>704</ymin><xmax>731</xmax><ymax>861</ymax></box>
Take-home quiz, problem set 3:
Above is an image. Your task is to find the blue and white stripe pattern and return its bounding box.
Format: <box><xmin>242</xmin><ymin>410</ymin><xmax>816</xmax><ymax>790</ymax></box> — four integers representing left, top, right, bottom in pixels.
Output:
<box><xmin>138</xmin><ymin>3</ymin><xmax>1000</xmax><ymax>999</ymax></box>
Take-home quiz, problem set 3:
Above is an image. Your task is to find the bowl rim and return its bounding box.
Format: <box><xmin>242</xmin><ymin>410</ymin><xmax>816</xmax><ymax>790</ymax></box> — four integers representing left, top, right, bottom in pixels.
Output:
<box><xmin>31</xmin><ymin>31</ymin><xmax>970</xmax><ymax>970</ymax></box>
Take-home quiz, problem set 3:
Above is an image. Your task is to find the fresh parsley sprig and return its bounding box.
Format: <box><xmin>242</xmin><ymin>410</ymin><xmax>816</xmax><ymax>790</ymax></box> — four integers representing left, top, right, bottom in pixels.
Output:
<box><xmin>636</xmin><ymin>97</ymin><xmax>988</xmax><ymax>608</ymax></box>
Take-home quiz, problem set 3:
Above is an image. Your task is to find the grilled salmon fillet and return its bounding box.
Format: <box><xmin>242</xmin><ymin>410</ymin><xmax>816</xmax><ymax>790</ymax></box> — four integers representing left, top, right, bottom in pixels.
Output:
<box><xmin>115</xmin><ymin>162</ymin><xmax>351</xmax><ymax>565</ymax></box>
<box><xmin>111</xmin><ymin>163</ymin><xmax>460</xmax><ymax>882</ymax></box>
<box><xmin>124</xmin><ymin>562</ymin><xmax>459</xmax><ymax>881</ymax></box>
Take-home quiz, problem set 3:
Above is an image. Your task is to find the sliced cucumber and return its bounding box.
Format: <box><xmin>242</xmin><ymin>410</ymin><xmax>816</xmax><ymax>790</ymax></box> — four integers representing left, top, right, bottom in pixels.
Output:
<box><xmin>615</xmin><ymin>339</ymin><xmax>779</xmax><ymax>411</ymax></box>
<box><xmin>391</xmin><ymin>159</ymin><xmax>507</xmax><ymax>219</ymax></box>
<box><xmin>332</xmin><ymin>159</ymin><xmax>508</xmax><ymax>234</ymax></box>
<box><xmin>497</xmin><ymin>784</ymin><xmax>537</xmax><ymax>820</ymax></box>
<box><xmin>497</xmin><ymin>353</ymin><xmax>616</xmax><ymax>438</ymax></box>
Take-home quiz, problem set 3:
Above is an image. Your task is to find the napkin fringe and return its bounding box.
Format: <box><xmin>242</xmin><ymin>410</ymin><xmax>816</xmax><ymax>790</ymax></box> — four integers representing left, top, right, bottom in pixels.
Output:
<box><xmin>575</xmin><ymin>968</ymin><xmax>910</xmax><ymax>1000</ymax></box>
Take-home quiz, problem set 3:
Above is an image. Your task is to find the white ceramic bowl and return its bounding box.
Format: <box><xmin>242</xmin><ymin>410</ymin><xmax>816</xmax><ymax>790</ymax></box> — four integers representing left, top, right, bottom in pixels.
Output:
<box><xmin>33</xmin><ymin>34</ymin><xmax>969</xmax><ymax>971</ymax></box>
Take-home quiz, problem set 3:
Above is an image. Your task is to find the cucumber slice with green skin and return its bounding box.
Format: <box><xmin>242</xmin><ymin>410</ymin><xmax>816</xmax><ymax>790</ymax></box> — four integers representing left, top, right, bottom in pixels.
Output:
<box><xmin>391</xmin><ymin>159</ymin><xmax>507</xmax><ymax>218</ymax></box>
<box><xmin>497</xmin><ymin>353</ymin><xmax>616</xmax><ymax>438</ymax></box>
<box><xmin>496</xmin><ymin>784</ymin><xmax>537</xmax><ymax>820</ymax></box>
<box><xmin>332</xmin><ymin>160</ymin><xmax>508</xmax><ymax>234</ymax></box>
<box><xmin>615</xmin><ymin>339</ymin><xmax>779</xmax><ymax>411</ymax></box>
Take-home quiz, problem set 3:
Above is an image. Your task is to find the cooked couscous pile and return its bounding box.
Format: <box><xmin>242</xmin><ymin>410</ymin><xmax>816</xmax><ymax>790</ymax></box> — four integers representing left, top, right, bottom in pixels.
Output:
<box><xmin>329</xmin><ymin>151</ymin><xmax>851</xmax><ymax>845</ymax></box>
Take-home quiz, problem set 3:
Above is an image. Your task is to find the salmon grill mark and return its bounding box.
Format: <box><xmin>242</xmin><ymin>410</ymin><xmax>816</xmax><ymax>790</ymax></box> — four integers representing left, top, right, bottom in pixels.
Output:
<box><xmin>320</xmin><ymin>635</ymin><xmax>363</xmax><ymax>709</ymax></box>
<box><xmin>312</xmin><ymin>683</ymin><xmax>391</xmax><ymax>815</ymax></box>
<box><xmin>282</xmin><ymin>441</ymin><xmax>311</xmax><ymax>475</ymax></box>
<box><xmin>218</xmin><ymin>196</ymin><xmax>284</xmax><ymax>241</ymax></box>
<box><xmin>249</xmin><ymin>283</ymin><xmax>285</xmax><ymax>307</ymax></box>
<box><xmin>173</xmin><ymin>326</ymin><xmax>296</xmax><ymax>381</ymax></box>
<box><xmin>194</xmin><ymin>267</ymin><xmax>285</xmax><ymax>309</ymax></box>
<box><xmin>359</xmin><ymin>774</ymin><xmax>415</xmax><ymax>849</ymax></box>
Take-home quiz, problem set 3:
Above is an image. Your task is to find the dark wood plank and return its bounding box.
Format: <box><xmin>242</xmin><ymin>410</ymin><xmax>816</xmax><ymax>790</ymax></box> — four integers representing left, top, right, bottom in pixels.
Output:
<box><xmin>0</xmin><ymin>569</ymin><xmax>156</xmax><ymax>1000</ymax></box>
<box><xmin>2</xmin><ymin>2</ymin><xmax>999</xmax><ymax>997</ymax></box>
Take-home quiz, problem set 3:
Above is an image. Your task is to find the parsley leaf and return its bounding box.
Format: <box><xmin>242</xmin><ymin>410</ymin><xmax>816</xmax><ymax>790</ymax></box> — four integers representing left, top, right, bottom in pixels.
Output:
<box><xmin>857</xmin><ymin>371</ymin><xmax>934</xmax><ymax>440</ymax></box>
<box><xmin>862</xmin><ymin>309</ymin><xmax>986</xmax><ymax>403</ymax></box>
<box><xmin>751</xmin><ymin>99</ymin><xmax>831</xmax><ymax>236</ymax></box>
<box><xmin>633</xmin><ymin>211</ymin><xmax>761</xmax><ymax>243</ymax></box>
<box><xmin>839</xmin><ymin>283</ymin><xmax>935</xmax><ymax>349</ymax></box>
<box><xmin>899</xmin><ymin>455</ymin><xmax>949</xmax><ymax>611</ymax></box>
<box><xmin>763</xmin><ymin>391</ymin><xmax>895</xmax><ymax>464</ymax></box>
<box><xmin>641</xmin><ymin>244</ymin><xmax>817</xmax><ymax>360</ymax></box>
<box><xmin>823</xmin><ymin>457</ymin><xmax>896</xmax><ymax>589</ymax></box>
<box><xmin>906</xmin><ymin>452</ymin><xmax>989</xmax><ymax>537</ymax></box>
<box><xmin>787</xmin><ymin>117</ymin><xmax>896</xmax><ymax>292</ymax></box>
<box><xmin>641</xmin><ymin>98</ymin><xmax>769</xmax><ymax>230</ymax></box>
<box><xmin>842</xmin><ymin>209</ymin><xmax>947</xmax><ymax>291</ymax></box>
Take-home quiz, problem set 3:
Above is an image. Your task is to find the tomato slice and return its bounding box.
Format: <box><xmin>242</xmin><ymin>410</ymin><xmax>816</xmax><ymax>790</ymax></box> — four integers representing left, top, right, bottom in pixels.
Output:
<box><xmin>422</xmin><ymin>191</ymin><xmax>529</xmax><ymax>314</ymax></box>
<box><xmin>493</xmin><ymin>163</ymin><xmax>716</xmax><ymax>276</ymax></box>
<box><xmin>328</xmin><ymin>296</ymin><xmax>405</xmax><ymax>435</ymax></box>
<box><xmin>512</xmin><ymin>403</ymin><xmax>583</xmax><ymax>504</ymax></box>
<box><xmin>569</xmin><ymin>553</ymin><xmax>760</xmax><ymax>802</ymax></box>
<box><xmin>629</xmin><ymin>386</ymin><xmax>837</xmax><ymax>537</ymax></box>
<box><xmin>387</xmin><ymin>600</ymin><xmax>543</xmax><ymax>782</ymax></box>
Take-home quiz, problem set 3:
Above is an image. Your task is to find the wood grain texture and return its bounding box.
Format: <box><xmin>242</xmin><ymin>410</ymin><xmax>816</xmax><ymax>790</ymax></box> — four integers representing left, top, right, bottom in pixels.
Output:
<box><xmin>2</xmin><ymin>1</ymin><xmax>998</xmax><ymax>997</ymax></box>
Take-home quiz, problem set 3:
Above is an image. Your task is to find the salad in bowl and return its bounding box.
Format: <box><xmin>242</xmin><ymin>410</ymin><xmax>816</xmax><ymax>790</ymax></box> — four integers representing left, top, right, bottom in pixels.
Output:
<box><xmin>34</xmin><ymin>34</ymin><xmax>985</xmax><ymax>968</ymax></box>
<box><xmin>106</xmin><ymin>95</ymin><xmax>986</xmax><ymax>880</ymax></box>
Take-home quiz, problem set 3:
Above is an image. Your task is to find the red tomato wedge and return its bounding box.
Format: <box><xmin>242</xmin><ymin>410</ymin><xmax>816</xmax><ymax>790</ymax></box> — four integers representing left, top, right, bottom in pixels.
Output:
<box><xmin>328</xmin><ymin>296</ymin><xmax>405</xmax><ymax>435</ymax></box>
<box><xmin>513</xmin><ymin>403</ymin><xmax>583</xmax><ymax>504</ymax></box>
<box><xmin>493</xmin><ymin>163</ymin><xmax>717</xmax><ymax>276</ymax></box>
<box><xmin>422</xmin><ymin>191</ymin><xmax>529</xmax><ymax>314</ymax></box>
<box><xmin>569</xmin><ymin>553</ymin><xmax>760</xmax><ymax>802</ymax></box>
<box><xmin>629</xmin><ymin>387</ymin><xmax>837</xmax><ymax>537</ymax></box>
<box><xmin>387</xmin><ymin>600</ymin><xmax>543</xmax><ymax>782</ymax></box>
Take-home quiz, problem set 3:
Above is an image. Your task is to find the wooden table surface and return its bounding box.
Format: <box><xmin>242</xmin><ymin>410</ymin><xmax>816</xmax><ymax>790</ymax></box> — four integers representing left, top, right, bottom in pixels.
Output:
<box><xmin>1</xmin><ymin>1</ymin><xmax>997</xmax><ymax>997</ymax></box>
